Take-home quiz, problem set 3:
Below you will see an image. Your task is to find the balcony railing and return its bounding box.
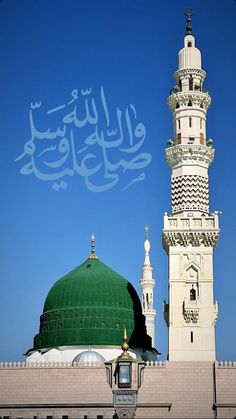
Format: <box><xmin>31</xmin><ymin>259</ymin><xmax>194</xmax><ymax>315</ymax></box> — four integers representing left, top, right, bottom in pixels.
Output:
<box><xmin>163</xmin><ymin>213</ymin><xmax>219</xmax><ymax>230</ymax></box>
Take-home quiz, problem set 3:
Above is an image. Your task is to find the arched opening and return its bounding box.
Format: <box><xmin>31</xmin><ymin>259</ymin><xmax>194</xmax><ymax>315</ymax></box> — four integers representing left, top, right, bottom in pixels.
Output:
<box><xmin>146</xmin><ymin>293</ymin><xmax>150</xmax><ymax>309</ymax></box>
<box><xmin>189</xmin><ymin>117</ymin><xmax>192</xmax><ymax>127</ymax></box>
<box><xmin>189</xmin><ymin>75</ymin><xmax>193</xmax><ymax>90</ymax></box>
<box><xmin>176</xmin><ymin>102</ymin><xmax>180</xmax><ymax>109</ymax></box>
<box><xmin>190</xmin><ymin>287</ymin><xmax>196</xmax><ymax>301</ymax></box>
<box><xmin>188</xmin><ymin>100</ymin><xmax>192</xmax><ymax>106</ymax></box>
<box><xmin>188</xmin><ymin>41</ymin><xmax>192</xmax><ymax>47</ymax></box>
<box><xmin>179</xmin><ymin>79</ymin><xmax>182</xmax><ymax>91</ymax></box>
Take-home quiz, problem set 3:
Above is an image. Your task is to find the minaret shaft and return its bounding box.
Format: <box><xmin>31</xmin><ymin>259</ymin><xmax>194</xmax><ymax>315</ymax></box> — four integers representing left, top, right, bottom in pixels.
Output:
<box><xmin>162</xmin><ymin>15</ymin><xmax>220</xmax><ymax>361</ymax></box>
<box><xmin>140</xmin><ymin>226</ymin><xmax>156</xmax><ymax>347</ymax></box>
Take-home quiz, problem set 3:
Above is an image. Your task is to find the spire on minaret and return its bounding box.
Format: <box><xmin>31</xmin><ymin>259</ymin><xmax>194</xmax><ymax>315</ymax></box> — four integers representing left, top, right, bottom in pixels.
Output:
<box><xmin>89</xmin><ymin>234</ymin><xmax>98</xmax><ymax>259</ymax></box>
<box><xmin>184</xmin><ymin>9</ymin><xmax>193</xmax><ymax>35</ymax></box>
<box><xmin>139</xmin><ymin>226</ymin><xmax>156</xmax><ymax>348</ymax></box>
<box><xmin>144</xmin><ymin>225</ymin><xmax>151</xmax><ymax>266</ymax></box>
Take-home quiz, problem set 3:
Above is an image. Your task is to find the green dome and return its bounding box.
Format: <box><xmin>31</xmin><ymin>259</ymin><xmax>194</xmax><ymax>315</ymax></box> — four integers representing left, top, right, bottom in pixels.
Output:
<box><xmin>33</xmin><ymin>258</ymin><xmax>151</xmax><ymax>350</ymax></box>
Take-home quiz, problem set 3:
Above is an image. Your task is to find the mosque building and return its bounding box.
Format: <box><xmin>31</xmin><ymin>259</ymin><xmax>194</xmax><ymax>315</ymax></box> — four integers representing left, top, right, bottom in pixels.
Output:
<box><xmin>0</xmin><ymin>11</ymin><xmax>235</xmax><ymax>419</ymax></box>
<box><xmin>26</xmin><ymin>233</ymin><xmax>158</xmax><ymax>364</ymax></box>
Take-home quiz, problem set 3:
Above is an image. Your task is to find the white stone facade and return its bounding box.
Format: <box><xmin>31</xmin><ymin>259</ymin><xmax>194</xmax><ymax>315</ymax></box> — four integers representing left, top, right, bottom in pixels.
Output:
<box><xmin>0</xmin><ymin>361</ymin><xmax>235</xmax><ymax>418</ymax></box>
<box><xmin>163</xmin><ymin>31</ymin><xmax>220</xmax><ymax>361</ymax></box>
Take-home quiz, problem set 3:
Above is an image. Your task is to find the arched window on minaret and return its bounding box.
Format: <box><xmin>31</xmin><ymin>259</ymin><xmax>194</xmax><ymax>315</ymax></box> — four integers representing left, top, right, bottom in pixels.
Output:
<box><xmin>187</xmin><ymin>41</ymin><xmax>192</xmax><ymax>47</ymax></box>
<box><xmin>188</xmin><ymin>100</ymin><xmax>192</xmax><ymax>106</ymax></box>
<box><xmin>189</xmin><ymin>117</ymin><xmax>192</xmax><ymax>127</ymax></box>
<box><xmin>189</xmin><ymin>75</ymin><xmax>193</xmax><ymax>90</ymax></box>
<box><xmin>179</xmin><ymin>79</ymin><xmax>182</xmax><ymax>91</ymax></box>
<box><xmin>190</xmin><ymin>287</ymin><xmax>196</xmax><ymax>301</ymax></box>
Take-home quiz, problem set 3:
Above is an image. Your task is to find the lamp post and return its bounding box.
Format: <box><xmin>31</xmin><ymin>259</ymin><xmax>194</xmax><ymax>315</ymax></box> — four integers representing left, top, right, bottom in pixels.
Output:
<box><xmin>105</xmin><ymin>328</ymin><xmax>146</xmax><ymax>419</ymax></box>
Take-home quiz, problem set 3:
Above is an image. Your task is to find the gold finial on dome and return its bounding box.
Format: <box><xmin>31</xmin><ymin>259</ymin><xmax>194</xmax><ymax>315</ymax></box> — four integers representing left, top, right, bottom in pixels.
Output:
<box><xmin>89</xmin><ymin>234</ymin><xmax>98</xmax><ymax>259</ymax></box>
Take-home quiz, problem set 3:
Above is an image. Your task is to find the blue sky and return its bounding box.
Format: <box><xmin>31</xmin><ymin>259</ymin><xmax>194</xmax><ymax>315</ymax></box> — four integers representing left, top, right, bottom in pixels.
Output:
<box><xmin>0</xmin><ymin>0</ymin><xmax>235</xmax><ymax>361</ymax></box>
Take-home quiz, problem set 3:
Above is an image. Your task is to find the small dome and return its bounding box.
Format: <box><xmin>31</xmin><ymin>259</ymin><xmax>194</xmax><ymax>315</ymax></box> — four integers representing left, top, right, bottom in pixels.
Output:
<box><xmin>32</xmin><ymin>257</ymin><xmax>151</xmax><ymax>351</ymax></box>
<box><xmin>73</xmin><ymin>350</ymin><xmax>105</xmax><ymax>365</ymax></box>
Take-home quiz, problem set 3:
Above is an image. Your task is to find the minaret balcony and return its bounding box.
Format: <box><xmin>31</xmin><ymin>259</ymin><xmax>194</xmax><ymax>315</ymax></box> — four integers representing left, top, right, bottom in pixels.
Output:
<box><xmin>163</xmin><ymin>213</ymin><xmax>219</xmax><ymax>231</ymax></box>
<box><xmin>140</xmin><ymin>278</ymin><xmax>155</xmax><ymax>286</ymax></box>
<box><xmin>174</xmin><ymin>68</ymin><xmax>206</xmax><ymax>82</ymax></box>
<box><xmin>143</xmin><ymin>308</ymin><xmax>156</xmax><ymax>316</ymax></box>
<box><xmin>162</xmin><ymin>213</ymin><xmax>220</xmax><ymax>251</ymax></box>
<box><xmin>168</xmin><ymin>91</ymin><xmax>211</xmax><ymax>112</ymax></box>
<box><xmin>165</xmin><ymin>143</ymin><xmax>215</xmax><ymax>168</ymax></box>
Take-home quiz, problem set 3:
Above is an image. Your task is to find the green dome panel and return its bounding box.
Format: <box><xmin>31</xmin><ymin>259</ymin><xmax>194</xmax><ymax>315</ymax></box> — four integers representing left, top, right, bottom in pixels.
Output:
<box><xmin>33</xmin><ymin>258</ymin><xmax>151</xmax><ymax>350</ymax></box>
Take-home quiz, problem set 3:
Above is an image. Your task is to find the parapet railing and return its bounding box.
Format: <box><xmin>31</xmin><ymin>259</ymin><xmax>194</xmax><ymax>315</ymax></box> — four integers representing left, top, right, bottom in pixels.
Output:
<box><xmin>163</xmin><ymin>213</ymin><xmax>219</xmax><ymax>230</ymax></box>
<box><xmin>0</xmin><ymin>361</ymin><xmax>103</xmax><ymax>368</ymax></box>
<box><xmin>2</xmin><ymin>360</ymin><xmax>235</xmax><ymax>369</ymax></box>
<box><xmin>0</xmin><ymin>360</ymin><xmax>167</xmax><ymax>368</ymax></box>
<box><xmin>217</xmin><ymin>361</ymin><xmax>236</xmax><ymax>368</ymax></box>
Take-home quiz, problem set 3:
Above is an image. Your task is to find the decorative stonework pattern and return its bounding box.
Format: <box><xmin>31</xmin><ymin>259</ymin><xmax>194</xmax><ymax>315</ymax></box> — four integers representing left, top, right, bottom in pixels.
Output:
<box><xmin>172</xmin><ymin>175</ymin><xmax>209</xmax><ymax>213</ymax></box>
<box><xmin>183</xmin><ymin>309</ymin><xmax>199</xmax><ymax>324</ymax></box>
<box><xmin>164</xmin><ymin>215</ymin><xmax>219</xmax><ymax>231</ymax></box>
<box><xmin>162</xmin><ymin>230</ymin><xmax>220</xmax><ymax>252</ymax></box>
<box><xmin>114</xmin><ymin>389</ymin><xmax>137</xmax><ymax>406</ymax></box>
<box><xmin>166</xmin><ymin>144</ymin><xmax>215</xmax><ymax>169</ymax></box>
<box><xmin>174</xmin><ymin>68</ymin><xmax>206</xmax><ymax>81</ymax></box>
<box><xmin>168</xmin><ymin>91</ymin><xmax>211</xmax><ymax>111</ymax></box>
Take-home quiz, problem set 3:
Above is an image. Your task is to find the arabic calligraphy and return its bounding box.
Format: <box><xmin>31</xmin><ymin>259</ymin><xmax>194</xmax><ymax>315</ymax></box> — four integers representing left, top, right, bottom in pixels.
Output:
<box><xmin>15</xmin><ymin>86</ymin><xmax>152</xmax><ymax>192</ymax></box>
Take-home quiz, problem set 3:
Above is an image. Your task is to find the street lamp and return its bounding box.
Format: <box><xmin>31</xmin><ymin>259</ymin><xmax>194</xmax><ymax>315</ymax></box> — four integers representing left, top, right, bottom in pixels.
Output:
<box><xmin>105</xmin><ymin>328</ymin><xmax>146</xmax><ymax>419</ymax></box>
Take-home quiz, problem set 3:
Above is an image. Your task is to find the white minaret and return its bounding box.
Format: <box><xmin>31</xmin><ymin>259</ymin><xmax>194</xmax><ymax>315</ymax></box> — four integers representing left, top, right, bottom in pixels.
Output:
<box><xmin>140</xmin><ymin>226</ymin><xmax>156</xmax><ymax>347</ymax></box>
<box><xmin>162</xmin><ymin>11</ymin><xmax>220</xmax><ymax>361</ymax></box>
